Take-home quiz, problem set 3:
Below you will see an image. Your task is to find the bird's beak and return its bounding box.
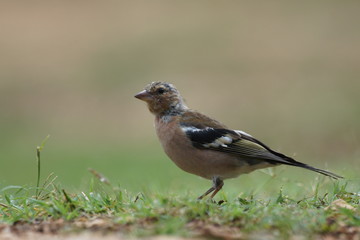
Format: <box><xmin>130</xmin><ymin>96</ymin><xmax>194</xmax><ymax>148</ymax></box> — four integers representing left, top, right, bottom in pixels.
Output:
<box><xmin>134</xmin><ymin>90</ymin><xmax>152</xmax><ymax>101</ymax></box>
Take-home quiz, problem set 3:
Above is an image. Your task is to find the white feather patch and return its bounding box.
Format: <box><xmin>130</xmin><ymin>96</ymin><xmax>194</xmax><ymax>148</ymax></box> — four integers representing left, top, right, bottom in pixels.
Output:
<box><xmin>202</xmin><ymin>135</ymin><xmax>234</xmax><ymax>148</ymax></box>
<box><xmin>235</xmin><ymin>130</ymin><xmax>253</xmax><ymax>137</ymax></box>
<box><xmin>181</xmin><ymin>126</ymin><xmax>207</xmax><ymax>133</ymax></box>
<box><xmin>219</xmin><ymin>136</ymin><xmax>233</xmax><ymax>144</ymax></box>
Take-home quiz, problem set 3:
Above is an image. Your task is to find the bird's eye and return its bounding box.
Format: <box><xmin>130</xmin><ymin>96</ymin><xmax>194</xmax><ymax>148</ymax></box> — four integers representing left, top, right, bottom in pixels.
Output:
<box><xmin>157</xmin><ymin>88</ymin><xmax>165</xmax><ymax>94</ymax></box>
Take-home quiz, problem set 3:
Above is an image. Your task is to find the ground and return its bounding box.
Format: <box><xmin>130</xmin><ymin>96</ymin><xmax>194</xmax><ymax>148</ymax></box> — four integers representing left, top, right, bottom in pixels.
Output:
<box><xmin>1</xmin><ymin>177</ymin><xmax>359</xmax><ymax>240</ymax></box>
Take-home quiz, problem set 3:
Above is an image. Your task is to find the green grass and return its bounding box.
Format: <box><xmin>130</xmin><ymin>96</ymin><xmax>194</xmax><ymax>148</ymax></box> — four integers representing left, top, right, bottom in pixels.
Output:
<box><xmin>0</xmin><ymin>142</ymin><xmax>359</xmax><ymax>239</ymax></box>
<box><xmin>0</xmin><ymin>170</ymin><xmax>359</xmax><ymax>239</ymax></box>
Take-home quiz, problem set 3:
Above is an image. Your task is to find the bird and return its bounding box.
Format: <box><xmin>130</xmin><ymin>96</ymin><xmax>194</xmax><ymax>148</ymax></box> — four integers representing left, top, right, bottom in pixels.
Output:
<box><xmin>134</xmin><ymin>82</ymin><xmax>343</xmax><ymax>199</ymax></box>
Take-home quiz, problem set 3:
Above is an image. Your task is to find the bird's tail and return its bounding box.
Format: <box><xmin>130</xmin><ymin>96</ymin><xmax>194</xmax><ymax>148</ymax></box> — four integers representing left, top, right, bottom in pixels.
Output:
<box><xmin>246</xmin><ymin>135</ymin><xmax>344</xmax><ymax>179</ymax></box>
<box><xmin>296</xmin><ymin>163</ymin><xmax>343</xmax><ymax>179</ymax></box>
<box><xmin>280</xmin><ymin>156</ymin><xmax>343</xmax><ymax>179</ymax></box>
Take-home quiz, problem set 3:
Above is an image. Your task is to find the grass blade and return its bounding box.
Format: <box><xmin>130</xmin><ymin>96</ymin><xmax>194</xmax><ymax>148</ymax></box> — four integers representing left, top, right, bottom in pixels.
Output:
<box><xmin>35</xmin><ymin>135</ymin><xmax>50</xmax><ymax>199</ymax></box>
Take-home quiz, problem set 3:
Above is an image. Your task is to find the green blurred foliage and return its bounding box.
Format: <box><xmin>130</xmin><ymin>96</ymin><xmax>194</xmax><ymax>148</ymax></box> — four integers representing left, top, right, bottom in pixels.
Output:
<box><xmin>0</xmin><ymin>1</ymin><xmax>359</xmax><ymax>193</ymax></box>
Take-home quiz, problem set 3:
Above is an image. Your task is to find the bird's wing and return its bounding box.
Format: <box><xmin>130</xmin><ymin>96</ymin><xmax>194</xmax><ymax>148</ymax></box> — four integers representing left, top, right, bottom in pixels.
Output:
<box><xmin>181</xmin><ymin>125</ymin><xmax>287</xmax><ymax>163</ymax></box>
<box><xmin>181</xmin><ymin>125</ymin><xmax>342</xmax><ymax>179</ymax></box>
<box><xmin>179</xmin><ymin>110</ymin><xmax>285</xmax><ymax>162</ymax></box>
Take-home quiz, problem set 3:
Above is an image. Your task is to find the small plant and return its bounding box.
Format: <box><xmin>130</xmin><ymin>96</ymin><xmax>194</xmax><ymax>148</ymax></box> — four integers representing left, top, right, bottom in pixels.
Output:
<box><xmin>35</xmin><ymin>135</ymin><xmax>50</xmax><ymax>199</ymax></box>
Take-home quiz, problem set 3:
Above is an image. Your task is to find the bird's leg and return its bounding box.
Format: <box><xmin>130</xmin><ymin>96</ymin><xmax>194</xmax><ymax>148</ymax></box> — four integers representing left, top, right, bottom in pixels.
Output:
<box><xmin>197</xmin><ymin>176</ymin><xmax>224</xmax><ymax>200</ymax></box>
<box><xmin>210</xmin><ymin>177</ymin><xmax>224</xmax><ymax>199</ymax></box>
<box><xmin>197</xmin><ymin>186</ymin><xmax>215</xmax><ymax>200</ymax></box>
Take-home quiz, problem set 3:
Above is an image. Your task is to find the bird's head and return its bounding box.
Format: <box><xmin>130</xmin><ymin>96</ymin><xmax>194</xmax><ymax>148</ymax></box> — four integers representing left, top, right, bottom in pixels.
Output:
<box><xmin>135</xmin><ymin>82</ymin><xmax>187</xmax><ymax>116</ymax></box>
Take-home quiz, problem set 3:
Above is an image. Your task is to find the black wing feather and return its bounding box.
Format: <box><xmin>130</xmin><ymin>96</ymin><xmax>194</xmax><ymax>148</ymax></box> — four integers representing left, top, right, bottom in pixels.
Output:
<box><xmin>185</xmin><ymin>127</ymin><xmax>235</xmax><ymax>147</ymax></box>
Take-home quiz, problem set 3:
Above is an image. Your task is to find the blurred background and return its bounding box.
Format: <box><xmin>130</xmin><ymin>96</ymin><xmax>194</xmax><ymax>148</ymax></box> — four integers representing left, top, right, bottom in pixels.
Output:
<box><xmin>1</xmin><ymin>1</ymin><xmax>359</xmax><ymax>197</ymax></box>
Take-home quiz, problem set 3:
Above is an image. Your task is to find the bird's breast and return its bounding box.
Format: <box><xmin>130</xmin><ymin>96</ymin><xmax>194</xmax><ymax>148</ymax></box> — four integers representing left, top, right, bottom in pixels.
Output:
<box><xmin>155</xmin><ymin>116</ymin><xmax>207</xmax><ymax>177</ymax></box>
<box><xmin>154</xmin><ymin>116</ymin><xmax>250</xmax><ymax>180</ymax></box>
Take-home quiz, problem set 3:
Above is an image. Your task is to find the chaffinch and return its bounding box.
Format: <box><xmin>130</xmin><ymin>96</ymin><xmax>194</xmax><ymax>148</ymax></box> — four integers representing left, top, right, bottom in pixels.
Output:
<box><xmin>135</xmin><ymin>82</ymin><xmax>342</xmax><ymax>199</ymax></box>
